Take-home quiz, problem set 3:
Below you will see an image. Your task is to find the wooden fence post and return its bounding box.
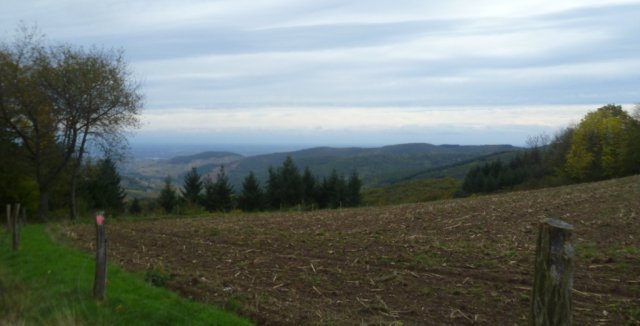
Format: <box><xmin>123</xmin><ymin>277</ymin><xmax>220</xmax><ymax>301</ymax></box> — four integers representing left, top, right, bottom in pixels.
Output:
<box><xmin>93</xmin><ymin>212</ymin><xmax>107</xmax><ymax>300</ymax></box>
<box><xmin>530</xmin><ymin>218</ymin><xmax>574</xmax><ymax>326</ymax></box>
<box><xmin>12</xmin><ymin>203</ymin><xmax>21</xmax><ymax>251</ymax></box>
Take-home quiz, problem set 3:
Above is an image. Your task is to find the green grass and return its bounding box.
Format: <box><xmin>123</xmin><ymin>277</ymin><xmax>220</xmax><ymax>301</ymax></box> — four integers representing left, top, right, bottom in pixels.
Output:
<box><xmin>0</xmin><ymin>224</ymin><xmax>252</xmax><ymax>326</ymax></box>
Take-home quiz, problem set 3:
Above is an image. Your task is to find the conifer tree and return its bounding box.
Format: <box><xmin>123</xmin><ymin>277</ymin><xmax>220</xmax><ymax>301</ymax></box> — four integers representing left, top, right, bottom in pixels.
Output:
<box><xmin>203</xmin><ymin>166</ymin><xmax>234</xmax><ymax>212</ymax></box>
<box><xmin>239</xmin><ymin>171</ymin><xmax>263</xmax><ymax>212</ymax></box>
<box><xmin>215</xmin><ymin>166</ymin><xmax>234</xmax><ymax>212</ymax></box>
<box><xmin>158</xmin><ymin>176</ymin><xmax>178</xmax><ymax>214</ymax></box>
<box><xmin>301</xmin><ymin>167</ymin><xmax>317</xmax><ymax>208</ymax></box>
<box><xmin>85</xmin><ymin>157</ymin><xmax>126</xmax><ymax>214</ymax></box>
<box><xmin>280</xmin><ymin>156</ymin><xmax>302</xmax><ymax>207</ymax></box>
<box><xmin>181</xmin><ymin>167</ymin><xmax>203</xmax><ymax>205</ymax></box>
<box><xmin>266</xmin><ymin>166</ymin><xmax>282</xmax><ymax>209</ymax></box>
<box><xmin>129</xmin><ymin>197</ymin><xmax>142</xmax><ymax>215</ymax></box>
<box><xmin>346</xmin><ymin>171</ymin><xmax>362</xmax><ymax>207</ymax></box>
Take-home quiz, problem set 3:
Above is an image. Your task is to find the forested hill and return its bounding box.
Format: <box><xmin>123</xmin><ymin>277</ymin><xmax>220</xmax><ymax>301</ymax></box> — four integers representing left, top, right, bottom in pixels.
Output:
<box><xmin>123</xmin><ymin>143</ymin><xmax>519</xmax><ymax>193</ymax></box>
<box><xmin>227</xmin><ymin>143</ymin><xmax>518</xmax><ymax>188</ymax></box>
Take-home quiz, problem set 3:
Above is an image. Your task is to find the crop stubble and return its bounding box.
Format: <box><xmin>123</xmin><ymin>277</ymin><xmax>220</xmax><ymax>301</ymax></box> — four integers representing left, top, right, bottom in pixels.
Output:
<box><xmin>68</xmin><ymin>175</ymin><xmax>640</xmax><ymax>325</ymax></box>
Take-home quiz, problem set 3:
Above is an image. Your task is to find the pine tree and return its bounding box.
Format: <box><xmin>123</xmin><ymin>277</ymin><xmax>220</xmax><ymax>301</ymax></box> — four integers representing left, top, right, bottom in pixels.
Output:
<box><xmin>158</xmin><ymin>176</ymin><xmax>178</xmax><ymax>214</ymax></box>
<box><xmin>239</xmin><ymin>171</ymin><xmax>263</xmax><ymax>212</ymax></box>
<box><xmin>181</xmin><ymin>167</ymin><xmax>203</xmax><ymax>205</ymax></box>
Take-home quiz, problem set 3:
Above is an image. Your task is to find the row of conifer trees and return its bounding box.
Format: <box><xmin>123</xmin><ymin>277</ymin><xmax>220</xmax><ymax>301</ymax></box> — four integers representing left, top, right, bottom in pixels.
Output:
<box><xmin>157</xmin><ymin>156</ymin><xmax>362</xmax><ymax>213</ymax></box>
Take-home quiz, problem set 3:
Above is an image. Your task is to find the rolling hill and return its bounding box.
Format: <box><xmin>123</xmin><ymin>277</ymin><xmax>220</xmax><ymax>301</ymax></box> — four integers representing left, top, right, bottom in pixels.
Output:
<box><xmin>121</xmin><ymin>143</ymin><xmax>520</xmax><ymax>194</ymax></box>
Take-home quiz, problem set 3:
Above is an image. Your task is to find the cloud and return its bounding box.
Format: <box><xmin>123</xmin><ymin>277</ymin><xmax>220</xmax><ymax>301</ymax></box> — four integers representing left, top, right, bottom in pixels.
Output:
<box><xmin>136</xmin><ymin>104</ymin><xmax>627</xmax><ymax>146</ymax></box>
<box><xmin>2</xmin><ymin>0</ymin><xmax>639</xmax><ymax>145</ymax></box>
<box><xmin>139</xmin><ymin>105</ymin><xmax>606</xmax><ymax>133</ymax></box>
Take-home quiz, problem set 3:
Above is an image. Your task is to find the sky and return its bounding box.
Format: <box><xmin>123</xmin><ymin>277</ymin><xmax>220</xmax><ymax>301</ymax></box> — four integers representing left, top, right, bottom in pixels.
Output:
<box><xmin>1</xmin><ymin>0</ymin><xmax>640</xmax><ymax>148</ymax></box>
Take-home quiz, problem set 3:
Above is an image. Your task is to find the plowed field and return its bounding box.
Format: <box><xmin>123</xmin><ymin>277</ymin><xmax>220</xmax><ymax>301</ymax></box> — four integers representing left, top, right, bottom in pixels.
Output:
<box><xmin>68</xmin><ymin>175</ymin><xmax>640</xmax><ymax>325</ymax></box>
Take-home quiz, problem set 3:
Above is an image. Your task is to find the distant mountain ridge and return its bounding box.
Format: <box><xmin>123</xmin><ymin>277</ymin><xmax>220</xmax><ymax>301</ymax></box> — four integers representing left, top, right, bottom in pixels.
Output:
<box><xmin>121</xmin><ymin>143</ymin><xmax>520</xmax><ymax>194</ymax></box>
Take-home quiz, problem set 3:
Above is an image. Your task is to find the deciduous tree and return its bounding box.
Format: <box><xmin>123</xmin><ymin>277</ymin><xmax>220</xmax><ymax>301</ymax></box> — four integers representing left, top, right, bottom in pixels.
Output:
<box><xmin>0</xmin><ymin>26</ymin><xmax>141</xmax><ymax>219</ymax></box>
<box><xmin>565</xmin><ymin>104</ymin><xmax>640</xmax><ymax>181</ymax></box>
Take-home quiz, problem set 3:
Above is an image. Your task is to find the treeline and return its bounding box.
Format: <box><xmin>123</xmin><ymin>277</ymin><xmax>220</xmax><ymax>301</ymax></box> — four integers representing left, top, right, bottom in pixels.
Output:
<box><xmin>157</xmin><ymin>156</ymin><xmax>362</xmax><ymax>214</ymax></box>
<box><xmin>461</xmin><ymin>104</ymin><xmax>640</xmax><ymax>195</ymax></box>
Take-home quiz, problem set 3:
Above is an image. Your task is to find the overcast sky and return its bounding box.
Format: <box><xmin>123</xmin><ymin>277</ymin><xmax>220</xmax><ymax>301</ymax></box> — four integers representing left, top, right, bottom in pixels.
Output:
<box><xmin>2</xmin><ymin>0</ymin><xmax>639</xmax><ymax>147</ymax></box>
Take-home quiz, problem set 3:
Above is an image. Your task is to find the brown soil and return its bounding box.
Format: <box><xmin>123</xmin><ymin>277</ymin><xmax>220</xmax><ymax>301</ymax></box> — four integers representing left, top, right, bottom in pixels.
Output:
<box><xmin>68</xmin><ymin>175</ymin><xmax>640</xmax><ymax>325</ymax></box>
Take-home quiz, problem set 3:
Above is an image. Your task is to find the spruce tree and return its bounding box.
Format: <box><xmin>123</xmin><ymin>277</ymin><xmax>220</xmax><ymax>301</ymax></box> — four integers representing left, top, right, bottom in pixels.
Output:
<box><xmin>203</xmin><ymin>166</ymin><xmax>234</xmax><ymax>212</ymax></box>
<box><xmin>279</xmin><ymin>156</ymin><xmax>302</xmax><ymax>207</ymax></box>
<box><xmin>215</xmin><ymin>166</ymin><xmax>234</xmax><ymax>212</ymax></box>
<box><xmin>86</xmin><ymin>158</ymin><xmax>126</xmax><ymax>214</ymax></box>
<box><xmin>301</xmin><ymin>167</ymin><xmax>317</xmax><ymax>208</ymax></box>
<box><xmin>203</xmin><ymin>178</ymin><xmax>218</xmax><ymax>212</ymax></box>
<box><xmin>265</xmin><ymin>166</ymin><xmax>282</xmax><ymax>209</ymax></box>
<box><xmin>239</xmin><ymin>171</ymin><xmax>263</xmax><ymax>212</ymax></box>
<box><xmin>129</xmin><ymin>197</ymin><xmax>142</xmax><ymax>215</ymax></box>
<box><xmin>158</xmin><ymin>176</ymin><xmax>178</xmax><ymax>214</ymax></box>
<box><xmin>320</xmin><ymin>169</ymin><xmax>346</xmax><ymax>209</ymax></box>
<box><xmin>181</xmin><ymin>167</ymin><xmax>203</xmax><ymax>205</ymax></box>
<box><xmin>346</xmin><ymin>171</ymin><xmax>362</xmax><ymax>207</ymax></box>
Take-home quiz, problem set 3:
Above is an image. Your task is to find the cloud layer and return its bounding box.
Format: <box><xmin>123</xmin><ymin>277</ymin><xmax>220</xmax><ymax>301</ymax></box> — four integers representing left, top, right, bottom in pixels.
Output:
<box><xmin>2</xmin><ymin>1</ymin><xmax>639</xmax><ymax>145</ymax></box>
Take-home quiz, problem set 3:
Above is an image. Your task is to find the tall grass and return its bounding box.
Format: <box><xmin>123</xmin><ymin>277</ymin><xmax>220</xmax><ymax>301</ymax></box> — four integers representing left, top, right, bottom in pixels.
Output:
<box><xmin>0</xmin><ymin>224</ymin><xmax>252</xmax><ymax>325</ymax></box>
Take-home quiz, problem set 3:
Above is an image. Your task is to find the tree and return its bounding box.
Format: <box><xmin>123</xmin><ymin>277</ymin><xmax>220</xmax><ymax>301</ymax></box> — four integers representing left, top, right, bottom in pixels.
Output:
<box><xmin>279</xmin><ymin>156</ymin><xmax>302</xmax><ymax>207</ymax></box>
<box><xmin>181</xmin><ymin>167</ymin><xmax>203</xmax><ymax>206</ymax></box>
<box><xmin>319</xmin><ymin>169</ymin><xmax>347</xmax><ymax>209</ymax></box>
<box><xmin>158</xmin><ymin>176</ymin><xmax>177</xmax><ymax>214</ymax></box>
<box><xmin>565</xmin><ymin>104</ymin><xmax>640</xmax><ymax>181</ymax></box>
<box><xmin>54</xmin><ymin>47</ymin><xmax>141</xmax><ymax>221</ymax></box>
<box><xmin>203</xmin><ymin>166</ymin><xmax>234</xmax><ymax>212</ymax></box>
<box><xmin>84</xmin><ymin>157</ymin><xmax>126</xmax><ymax>214</ymax></box>
<box><xmin>129</xmin><ymin>197</ymin><xmax>142</xmax><ymax>215</ymax></box>
<box><xmin>265</xmin><ymin>166</ymin><xmax>282</xmax><ymax>209</ymax></box>
<box><xmin>0</xmin><ymin>26</ymin><xmax>141</xmax><ymax>219</ymax></box>
<box><xmin>346</xmin><ymin>171</ymin><xmax>362</xmax><ymax>207</ymax></box>
<box><xmin>238</xmin><ymin>171</ymin><xmax>263</xmax><ymax>212</ymax></box>
<box><xmin>301</xmin><ymin>167</ymin><xmax>317</xmax><ymax>208</ymax></box>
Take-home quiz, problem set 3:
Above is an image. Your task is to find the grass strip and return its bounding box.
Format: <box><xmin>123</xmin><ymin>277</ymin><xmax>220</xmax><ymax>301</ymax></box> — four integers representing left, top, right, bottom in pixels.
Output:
<box><xmin>0</xmin><ymin>224</ymin><xmax>252</xmax><ymax>326</ymax></box>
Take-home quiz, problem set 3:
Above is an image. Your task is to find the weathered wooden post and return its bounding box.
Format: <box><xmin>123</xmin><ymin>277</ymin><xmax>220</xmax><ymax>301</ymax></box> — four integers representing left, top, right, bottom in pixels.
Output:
<box><xmin>11</xmin><ymin>203</ymin><xmax>21</xmax><ymax>251</ymax></box>
<box><xmin>93</xmin><ymin>211</ymin><xmax>107</xmax><ymax>300</ymax></box>
<box><xmin>530</xmin><ymin>218</ymin><xmax>574</xmax><ymax>326</ymax></box>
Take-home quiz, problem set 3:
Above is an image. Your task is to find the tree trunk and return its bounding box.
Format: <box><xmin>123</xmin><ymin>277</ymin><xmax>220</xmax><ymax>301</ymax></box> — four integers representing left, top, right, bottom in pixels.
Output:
<box><xmin>530</xmin><ymin>218</ymin><xmax>574</xmax><ymax>326</ymax></box>
<box><xmin>69</xmin><ymin>126</ymin><xmax>90</xmax><ymax>221</ymax></box>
